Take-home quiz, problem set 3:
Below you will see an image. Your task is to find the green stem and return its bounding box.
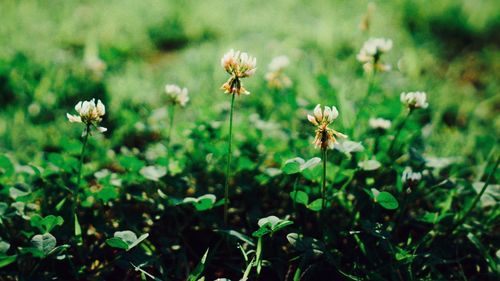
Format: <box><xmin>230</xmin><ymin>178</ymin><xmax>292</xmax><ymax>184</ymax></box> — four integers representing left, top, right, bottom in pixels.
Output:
<box><xmin>321</xmin><ymin>148</ymin><xmax>328</xmax><ymax>211</ymax></box>
<box><xmin>445</xmin><ymin>156</ymin><xmax>499</xmax><ymax>236</ymax></box>
<box><xmin>388</xmin><ymin>110</ymin><xmax>412</xmax><ymax>153</ymax></box>
<box><xmin>224</xmin><ymin>94</ymin><xmax>236</xmax><ymax>225</ymax></box>
<box><xmin>292</xmin><ymin>175</ymin><xmax>299</xmax><ymax>210</ymax></box>
<box><xmin>167</xmin><ymin>105</ymin><xmax>175</xmax><ymax>151</ymax></box>
<box><xmin>72</xmin><ymin>125</ymin><xmax>90</xmax><ymax>240</ymax></box>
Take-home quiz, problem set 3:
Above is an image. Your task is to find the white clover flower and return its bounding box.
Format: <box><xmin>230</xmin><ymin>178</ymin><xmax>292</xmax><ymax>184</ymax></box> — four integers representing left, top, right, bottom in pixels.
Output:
<box><xmin>268</xmin><ymin>55</ymin><xmax>290</xmax><ymax>72</ymax></box>
<box><xmin>402</xmin><ymin>167</ymin><xmax>422</xmax><ymax>184</ymax></box>
<box><xmin>265</xmin><ymin>55</ymin><xmax>292</xmax><ymax>89</ymax></box>
<box><xmin>369</xmin><ymin>117</ymin><xmax>391</xmax><ymax>130</ymax></box>
<box><xmin>400</xmin><ymin>91</ymin><xmax>428</xmax><ymax>109</ymax></box>
<box><xmin>165</xmin><ymin>84</ymin><xmax>189</xmax><ymax>107</ymax></box>
<box><xmin>307</xmin><ymin>104</ymin><xmax>347</xmax><ymax>149</ymax></box>
<box><xmin>67</xmin><ymin>98</ymin><xmax>106</xmax><ymax>136</ymax></box>
<box><xmin>357</xmin><ymin>38</ymin><xmax>392</xmax><ymax>73</ymax></box>
<box><xmin>221</xmin><ymin>49</ymin><xmax>257</xmax><ymax>95</ymax></box>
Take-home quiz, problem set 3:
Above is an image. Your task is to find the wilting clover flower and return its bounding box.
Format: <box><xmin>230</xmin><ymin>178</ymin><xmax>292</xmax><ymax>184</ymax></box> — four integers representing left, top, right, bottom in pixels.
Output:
<box><xmin>67</xmin><ymin>98</ymin><xmax>106</xmax><ymax>136</ymax></box>
<box><xmin>400</xmin><ymin>91</ymin><xmax>428</xmax><ymax>110</ymax></box>
<box><xmin>265</xmin><ymin>55</ymin><xmax>292</xmax><ymax>89</ymax></box>
<box><xmin>357</xmin><ymin>38</ymin><xmax>392</xmax><ymax>73</ymax></box>
<box><xmin>165</xmin><ymin>84</ymin><xmax>189</xmax><ymax>107</ymax></box>
<box><xmin>221</xmin><ymin>49</ymin><xmax>257</xmax><ymax>95</ymax></box>
<box><xmin>307</xmin><ymin>104</ymin><xmax>347</xmax><ymax>149</ymax></box>
<box><xmin>369</xmin><ymin>117</ymin><xmax>391</xmax><ymax>130</ymax></box>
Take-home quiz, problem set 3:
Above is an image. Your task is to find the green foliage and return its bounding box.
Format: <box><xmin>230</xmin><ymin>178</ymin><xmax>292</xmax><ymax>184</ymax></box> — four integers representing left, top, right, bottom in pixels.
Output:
<box><xmin>0</xmin><ymin>0</ymin><xmax>498</xmax><ymax>280</ymax></box>
<box><xmin>106</xmin><ymin>230</ymin><xmax>149</xmax><ymax>251</ymax></box>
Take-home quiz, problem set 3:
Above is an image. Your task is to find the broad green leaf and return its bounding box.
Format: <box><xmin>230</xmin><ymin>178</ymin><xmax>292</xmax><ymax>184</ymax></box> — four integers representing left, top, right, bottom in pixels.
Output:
<box><xmin>307</xmin><ymin>198</ymin><xmax>323</xmax><ymax>212</ymax></box>
<box><xmin>107</xmin><ymin>230</ymin><xmax>149</xmax><ymax>251</ymax></box>
<box><xmin>0</xmin><ymin>255</ymin><xmax>17</xmax><ymax>268</ymax></box>
<box><xmin>106</xmin><ymin>237</ymin><xmax>129</xmax><ymax>250</ymax></box>
<box><xmin>30</xmin><ymin>215</ymin><xmax>64</xmax><ymax>233</ymax></box>
<box><xmin>301</xmin><ymin>157</ymin><xmax>321</xmax><ymax>171</ymax></box>
<box><xmin>183</xmin><ymin>194</ymin><xmax>217</xmax><ymax>211</ymax></box>
<box><xmin>0</xmin><ymin>241</ymin><xmax>10</xmax><ymax>254</ymax></box>
<box><xmin>0</xmin><ymin>155</ymin><xmax>14</xmax><ymax>177</ymax></box>
<box><xmin>282</xmin><ymin>158</ymin><xmax>303</xmax><ymax>174</ymax></box>
<box><xmin>290</xmin><ymin>191</ymin><xmax>308</xmax><ymax>205</ymax></box>
<box><xmin>31</xmin><ymin>233</ymin><xmax>56</xmax><ymax>256</ymax></box>
<box><xmin>375</xmin><ymin>191</ymin><xmax>399</xmax><ymax>210</ymax></box>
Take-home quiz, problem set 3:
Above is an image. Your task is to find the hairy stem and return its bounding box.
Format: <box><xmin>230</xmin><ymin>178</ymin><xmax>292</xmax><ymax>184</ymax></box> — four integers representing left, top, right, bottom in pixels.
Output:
<box><xmin>224</xmin><ymin>94</ymin><xmax>236</xmax><ymax>225</ymax></box>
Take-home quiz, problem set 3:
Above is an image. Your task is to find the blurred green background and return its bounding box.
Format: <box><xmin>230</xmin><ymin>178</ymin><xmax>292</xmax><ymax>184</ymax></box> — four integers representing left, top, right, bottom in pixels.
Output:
<box><xmin>0</xmin><ymin>0</ymin><xmax>498</xmax><ymax>165</ymax></box>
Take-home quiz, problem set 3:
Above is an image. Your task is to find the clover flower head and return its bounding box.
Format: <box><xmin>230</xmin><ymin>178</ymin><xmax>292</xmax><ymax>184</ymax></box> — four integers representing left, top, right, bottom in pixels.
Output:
<box><xmin>357</xmin><ymin>38</ymin><xmax>392</xmax><ymax>73</ymax></box>
<box><xmin>67</xmin><ymin>98</ymin><xmax>106</xmax><ymax>136</ymax></box>
<box><xmin>165</xmin><ymin>84</ymin><xmax>189</xmax><ymax>107</ymax></box>
<box><xmin>402</xmin><ymin>167</ymin><xmax>422</xmax><ymax>184</ymax></box>
<box><xmin>369</xmin><ymin>117</ymin><xmax>391</xmax><ymax>130</ymax></box>
<box><xmin>307</xmin><ymin>104</ymin><xmax>347</xmax><ymax>149</ymax></box>
<box><xmin>268</xmin><ymin>55</ymin><xmax>290</xmax><ymax>72</ymax></box>
<box><xmin>265</xmin><ymin>55</ymin><xmax>292</xmax><ymax>89</ymax></box>
<box><xmin>400</xmin><ymin>91</ymin><xmax>428</xmax><ymax>110</ymax></box>
<box><xmin>221</xmin><ymin>49</ymin><xmax>257</xmax><ymax>95</ymax></box>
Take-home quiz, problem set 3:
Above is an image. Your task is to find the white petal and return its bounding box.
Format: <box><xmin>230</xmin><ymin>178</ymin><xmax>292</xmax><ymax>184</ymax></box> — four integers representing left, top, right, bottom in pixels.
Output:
<box><xmin>97</xmin><ymin>126</ymin><xmax>107</xmax><ymax>133</ymax></box>
<box><xmin>324</xmin><ymin>106</ymin><xmax>332</xmax><ymax>122</ymax></box>
<box><xmin>66</xmin><ymin>113</ymin><xmax>82</xmax><ymax>123</ymax></box>
<box><xmin>307</xmin><ymin>114</ymin><xmax>318</xmax><ymax>125</ymax></box>
<box><xmin>96</xmin><ymin>99</ymin><xmax>105</xmax><ymax>116</ymax></box>
<box><xmin>313</xmin><ymin>104</ymin><xmax>322</xmax><ymax>121</ymax></box>
<box><xmin>74</xmin><ymin>101</ymin><xmax>83</xmax><ymax>113</ymax></box>
<box><xmin>330</xmin><ymin>106</ymin><xmax>339</xmax><ymax>120</ymax></box>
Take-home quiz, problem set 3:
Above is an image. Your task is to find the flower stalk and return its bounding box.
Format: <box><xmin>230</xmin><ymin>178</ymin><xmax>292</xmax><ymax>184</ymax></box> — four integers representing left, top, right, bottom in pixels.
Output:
<box><xmin>220</xmin><ymin>49</ymin><xmax>256</xmax><ymax>224</ymax></box>
<box><xmin>224</xmin><ymin>93</ymin><xmax>236</xmax><ymax>224</ymax></box>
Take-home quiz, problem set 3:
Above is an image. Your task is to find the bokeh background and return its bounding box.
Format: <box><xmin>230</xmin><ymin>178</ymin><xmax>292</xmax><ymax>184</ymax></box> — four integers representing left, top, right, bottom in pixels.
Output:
<box><xmin>0</xmin><ymin>0</ymin><xmax>498</xmax><ymax>172</ymax></box>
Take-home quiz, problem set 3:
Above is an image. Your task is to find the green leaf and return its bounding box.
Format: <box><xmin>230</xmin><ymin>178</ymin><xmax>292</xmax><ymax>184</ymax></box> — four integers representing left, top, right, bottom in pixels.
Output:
<box><xmin>0</xmin><ymin>241</ymin><xmax>10</xmax><ymax>254</ymax></box>
<box><xmin>307</xmin><ymin>198</ymin><xmax>323</xmax><ymax>212</ymax></box>
<box><xmin>30</xmin><ymin>215</ymin><xmax>64</xmax><ymax>233</ymax></box>
<box><xmin>31</xmin><ymin>233</ymin><xmax>56</xmax><ymax>256</ymax></box>
<box><xmin>290</xmin><ymin>191</ymin><xmax>309</xmax><ymax>205</ymax></box>
<box><xmin>188</xmin><ymin>248</ymin><xmax>209</xmax><ymax>281</ymax></box>
<box><xmin>139</xmin><ymin>165</ymin><xmax>167</xmax><ymax>181</ymax></box>
<box><xmin>253</xmin><ymin>216</ymin><xmax>293</xmax><ymax>237</ymax></box>
<box><xmin>183</xmin><ymin>194</ymin><xmax>217</xmax><ymax>211</ymax></box>
<box><xmin>0</xmin><ymin>254</ymin><xmax>17</xmax><ymax>268</ymax></box>
<box><xmin>282</xmin><ymin>158</ymin><xmax>303</xmax><ymax>175</ymax></box>
<box><xmin>0</xmin><ymin>155</ymin><xmax>14</xmax><ymax>177</ymax></box>
<box><xmin>301</xmin><ymin>157</ymin><xmax>321</xmax><ymax>171</ymax></box>
<box><xmin>375</xmin><ymin>191</ymin><xmax>399</xmax><ymax>210</ymax></box>
<box><xmin>106</xmin><ymin>237</ymin><xmax>129</xmax><ymax>250</ymax></box>
<box><xmin>107</xmin><ymin>230</ymin><xmax>149</xmax><ymax>251</ymax></box>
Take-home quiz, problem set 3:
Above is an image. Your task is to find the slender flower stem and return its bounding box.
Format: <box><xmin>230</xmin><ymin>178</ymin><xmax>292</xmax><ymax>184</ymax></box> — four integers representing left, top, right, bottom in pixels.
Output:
<box><xmin>224</xmin><ymin>94</ymin><xmax>236</xmax><ymax>224</ymax></box>
<box><xmin>388</xmin><ymin>110</ymin><xmax>412</xmax><ymax>153</ymax></box>
<box><xmin>72</xmin><ymin>125</ymin><xmax>90</xmax><ymax>241</ymax></box>
<box><xmin>445</xmin><ymin>156</ymin><xmax>499</xmax><ymax>237</ymax></box>
<box><xmin>166</xmin><ymin>105</ymin><xmax>175</xmax><ymax>151</ymax></box>
<box><xmin>321</xmin><ymin>148</ymin><xmax>328</xmax><ymax>211</ymax></box>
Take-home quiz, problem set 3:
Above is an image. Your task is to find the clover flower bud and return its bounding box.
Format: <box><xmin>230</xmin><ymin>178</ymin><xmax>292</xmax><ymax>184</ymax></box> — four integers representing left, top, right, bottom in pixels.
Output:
<box><xmin>307</xmin><ymin>104</ymin><xmax>346</xmax><ymax>149</ymax></box>
<box><xmin>165</xmin><ymin>84</ymin><xmax>189</xmax><ymax>107</ymax></box>
<box><xmin>67</xmin><ymin>98</ymin><xmax>106</xmax><ymax>136</ymax></box>
<box><xmin>400</xmin><ymin>91</ymin><xmax>428</xmax><ymax>110</ymax></box>
<box><xmin>220</xmin><ymin>49</ymin><xmax>257</xmax><ymax>95</ymax></box>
